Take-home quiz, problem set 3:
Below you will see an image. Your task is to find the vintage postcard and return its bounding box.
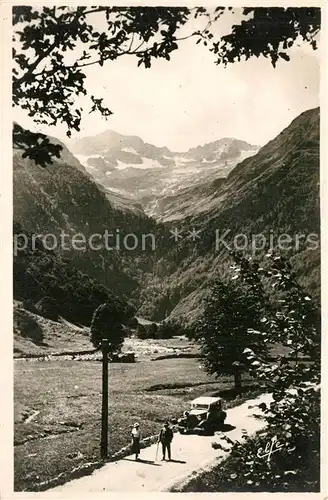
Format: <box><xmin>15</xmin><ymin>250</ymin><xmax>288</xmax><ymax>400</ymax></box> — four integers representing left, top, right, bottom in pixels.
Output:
<box><xmin>0</xmin><ymin>1</ymin><xmax>326</xmax><ymax>497</ymax></box>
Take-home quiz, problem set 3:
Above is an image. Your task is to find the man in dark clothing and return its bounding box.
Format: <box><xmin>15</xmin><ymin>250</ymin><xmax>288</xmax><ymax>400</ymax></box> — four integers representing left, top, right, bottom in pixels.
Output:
<box><xmin>158</xmin><ymin>421</ymin><xmax>174</xmax><ymax>460</ymax></box>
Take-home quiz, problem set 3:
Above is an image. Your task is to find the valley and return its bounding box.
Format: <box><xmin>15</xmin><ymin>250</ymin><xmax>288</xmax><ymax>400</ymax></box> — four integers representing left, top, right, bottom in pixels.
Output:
<box><xmin>13</xmin><ymin>107</ymin><xmax>320</xmax><ymax>492</ymax></box>
<box><xmin>10</xmin><ymin>5</ymin><xmax>322</xmax><ymax>495</ymax></box>
<box><xmin>13</xmin><ymin>108</ymin><xmax>320</xmax><ymax>330</ymax></box>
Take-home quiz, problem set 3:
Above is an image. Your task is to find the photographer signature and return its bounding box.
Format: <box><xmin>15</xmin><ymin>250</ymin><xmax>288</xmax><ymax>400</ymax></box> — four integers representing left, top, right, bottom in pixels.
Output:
<box><xmin>257</xmin><ymin>435</ymin><xmax>284</xmax><ymax>463</ymax></box>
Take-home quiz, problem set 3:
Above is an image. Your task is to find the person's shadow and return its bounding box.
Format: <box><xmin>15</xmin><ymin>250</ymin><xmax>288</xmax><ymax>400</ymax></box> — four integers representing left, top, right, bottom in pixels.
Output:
<box><xmin>123</xmin><ymin>458</ymin><xmax>161</xmax><ymax>466</ymax></box>
<box><xmin>167</xmin><ymin>459</ymin><xmax>186</xmax><ymax>464</ymax></box>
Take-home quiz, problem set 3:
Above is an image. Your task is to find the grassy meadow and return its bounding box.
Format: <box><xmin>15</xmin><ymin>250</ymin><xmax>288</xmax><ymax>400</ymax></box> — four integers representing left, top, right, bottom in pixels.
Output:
<box><xmin>14</xmin><ymin>356</ymin><xmax>256</xmax><ymax>491</ymax></box>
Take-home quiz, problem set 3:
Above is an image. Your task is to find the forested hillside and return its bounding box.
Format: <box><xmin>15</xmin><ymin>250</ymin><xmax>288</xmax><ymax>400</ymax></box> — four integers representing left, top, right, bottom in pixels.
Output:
<box><xmin>13</xmin><ymin>128</ymin><xmax>165</xmax><ymax>323</ymax></box>
<box><xmin>138</xmin><ymin>108</ymin><xmax>320</xmax><ymax>326</ymax></box>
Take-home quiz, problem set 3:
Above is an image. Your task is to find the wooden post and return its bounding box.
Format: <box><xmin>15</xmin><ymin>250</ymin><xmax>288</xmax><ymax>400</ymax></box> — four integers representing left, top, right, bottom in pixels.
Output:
<box><xmin>101</xmin><ymin>338</ymin><xmax>109</xmax><ymax>459</ymax></box>
<box><xmin>232</xmin><ymin>361</ymin><xmax>242</xmax><ymax>393</ymax></box>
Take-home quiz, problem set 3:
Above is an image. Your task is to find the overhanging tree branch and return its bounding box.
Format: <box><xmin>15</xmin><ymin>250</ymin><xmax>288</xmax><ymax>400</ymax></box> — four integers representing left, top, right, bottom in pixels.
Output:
<box><xmin>12</xmin><ymin>6</ymin><xmax>320</xmax><ymax>166</ymax></box>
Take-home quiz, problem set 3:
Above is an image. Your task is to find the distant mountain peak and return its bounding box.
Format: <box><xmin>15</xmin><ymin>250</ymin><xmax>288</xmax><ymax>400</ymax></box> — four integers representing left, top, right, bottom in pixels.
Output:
<box><xmin>69</xmin><ymin>129</ymin><xmax>259</xmax><ymax>215</ymax></box>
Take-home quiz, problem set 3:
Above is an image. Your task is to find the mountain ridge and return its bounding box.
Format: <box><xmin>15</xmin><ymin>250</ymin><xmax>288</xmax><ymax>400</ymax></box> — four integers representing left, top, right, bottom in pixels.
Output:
<box><xmin>70</xmin><ymin>130</ymin><xmax>258</xmax><ymax>215</ymax></box>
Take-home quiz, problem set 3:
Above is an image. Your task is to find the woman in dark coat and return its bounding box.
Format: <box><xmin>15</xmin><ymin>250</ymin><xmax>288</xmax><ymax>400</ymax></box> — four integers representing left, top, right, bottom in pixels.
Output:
<box><xmin>131</xmin><ymin>423</ymin><xmax>141</xmax><ymax>460</ymax></box>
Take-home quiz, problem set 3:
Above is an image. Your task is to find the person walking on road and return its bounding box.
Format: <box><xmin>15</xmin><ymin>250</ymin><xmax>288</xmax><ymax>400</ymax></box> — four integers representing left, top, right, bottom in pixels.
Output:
<box><xmin>131</xmin><ymin>423</ymin><xmax>141</xmax><ymax>460</ymax></box>
<box><xmin>158</xmin><ymin>421</ymin><xmax>174</xmax><ymax>461</ymax></box>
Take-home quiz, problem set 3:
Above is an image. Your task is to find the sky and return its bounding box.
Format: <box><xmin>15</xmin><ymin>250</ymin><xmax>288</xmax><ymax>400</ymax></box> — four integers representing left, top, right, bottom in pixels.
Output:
<box><xmin>13</xmin><ymin>9</ymin><xmax>320</xmax><ymax>152</ymax></box>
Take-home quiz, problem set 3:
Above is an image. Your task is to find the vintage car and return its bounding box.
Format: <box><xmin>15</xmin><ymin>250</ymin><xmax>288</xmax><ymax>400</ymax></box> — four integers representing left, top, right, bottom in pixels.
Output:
<box><xmin>177</xmin><ymin>396</ymin><xmax>227</xmax><ymax>434</ymax></box>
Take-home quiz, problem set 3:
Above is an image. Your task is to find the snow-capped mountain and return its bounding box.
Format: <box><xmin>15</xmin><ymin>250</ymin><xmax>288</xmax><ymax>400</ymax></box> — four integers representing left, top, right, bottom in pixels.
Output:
<box><xmin>70</xmin><ymin>131</ymin><xmax>259</xmax><ymax>217</ymax></box>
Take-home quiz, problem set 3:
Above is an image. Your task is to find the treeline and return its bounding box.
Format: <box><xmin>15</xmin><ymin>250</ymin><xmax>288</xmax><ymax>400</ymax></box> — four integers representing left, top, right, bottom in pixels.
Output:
<box><xmin>134</xmin><ymin>318</ymin><xmax>189</xmax><ymax>340</ymax></box>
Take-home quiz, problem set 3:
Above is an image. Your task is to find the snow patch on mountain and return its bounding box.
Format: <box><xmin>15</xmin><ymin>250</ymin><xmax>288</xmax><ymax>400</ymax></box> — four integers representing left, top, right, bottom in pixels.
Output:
<box><xmin>115</xmin><ymin>157</ymin><xmax>163</xmax><ymax>171</ymax></box>
<box><xmin>70</xmin><ymin>131</ymin><xmax>259</xmax><ymax>219</ymax></box>
<box><xmin>121</xmin><ymin>147</ymin><xmax>138</xmax><ymax>154</ymax></box>
<box><xmin>75</xmin><ymin>154</ymin><xmax>99</xmax><ymax>168</ymax></box>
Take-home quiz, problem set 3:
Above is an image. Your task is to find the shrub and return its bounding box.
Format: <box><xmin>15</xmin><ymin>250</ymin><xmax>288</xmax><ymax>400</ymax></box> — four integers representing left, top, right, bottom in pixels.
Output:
<box><xmin>35</xmin><ymin>296</ymin><xmax>59</xmax><ymax>321</ymax></box>
<box><xmin>14</xmin><ymin>309</ymin><xmax>44</xmax><ymax>345</ymax></box>
<box><xmin>135</xmin><ymin>324</ymin><xmax>149</xmax><ymax>339</ymax></box>
<box><xmin>135</xmin><ymin>322</ymin><xmax>158</xmax><ymax>339</ymax></box>
<box><xmin>155</xmin><ymin>320</ymin><xmax>178</xmax><ymax>339</ymax></box>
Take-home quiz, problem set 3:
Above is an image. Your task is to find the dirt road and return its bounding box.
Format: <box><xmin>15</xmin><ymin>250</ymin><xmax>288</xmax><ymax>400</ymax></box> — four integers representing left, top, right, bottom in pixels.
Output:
<box><xmin>49</xmin><ymin>393</ymin><xmax>272</xmax><ymax>493</ymax></box>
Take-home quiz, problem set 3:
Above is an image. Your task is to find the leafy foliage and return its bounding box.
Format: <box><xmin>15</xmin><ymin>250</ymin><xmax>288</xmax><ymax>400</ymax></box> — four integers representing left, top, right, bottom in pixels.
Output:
<box><xmin>135</xmin><ymin>323</ymin><xmax>150</xmax><ymax>340</ymax></box>
<box><xmin>195</xmin><ymin>271</ymin><xmax>269</xmax><ymax>389</ymax></box>
<box><xmin>134</xmin><ymin>319</ymin><xmax>181</xmax><ymax>340</ymax></box>
<box><xmin>13</xmin><ymin>123</ymin><xmax>63</xmax><ymax>166</ymax></box>
<box><xmin>90</xmin><ymin>300</ymin><xmax>135</xmax><ymax>351</ymax></box>
<box><xmin>135</xmin><ymin>321</ymin><xmax>158</xmax><ymax>340</ymax></box>
<box><xmin>182</xmin><ymin>398</ymin><xmax>319</xmax><ymax>492</ymax></box>
<box><xmin>234</xmin><ymin>252</ymin><xmax>321</xmax><ymax>388</ymax></box>
<box><xmin>192</xmin><ymin>252</ymin><xmax>320</xmax><ymax>492</ymax></box>
<box><xmin>13</xmin><ymin>6</ymin><xmax>320</xmax><ymax>165</ymax></box>
<box><xmin>155</xmin><ymin>319</ymin><xmax>182</xmax><ymax>339</ymax></box>
<box><xmin>212</xmin><ymin>7</ymin><xmax>320</xmax><ymax>67</ymax></box>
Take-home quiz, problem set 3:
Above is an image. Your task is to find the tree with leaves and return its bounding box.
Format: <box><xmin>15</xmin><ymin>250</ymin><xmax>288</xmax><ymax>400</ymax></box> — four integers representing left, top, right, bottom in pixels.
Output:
<box><xmin>13</xmin><ymin>6</ymin><xmax>320</xmax><ymax>166</ymax></box>
<box><xmin>90</xmin><ymin>298</ymin><xmax>135</xmax><ymax>352</ymax></box>
<box><xmin>195</xmin><ymin>277</ymin><xmax>269</xmax><ymax>391</ymax></box>
<box><xmin>212</xmin><ymin>252</ymin><xmax>321</xmax><ymax>492</ymax></box>
<box><xmin>235</xmin><ymin>252</ymin><xmax>321</xmax><ymax>390</ymax></box>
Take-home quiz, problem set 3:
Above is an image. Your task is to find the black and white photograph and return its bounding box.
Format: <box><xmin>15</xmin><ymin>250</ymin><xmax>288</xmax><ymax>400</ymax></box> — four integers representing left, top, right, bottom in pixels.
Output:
<box><xmin>2</xmin><ymin>2</ymin><xmax>325</xmax><ymax>495</ymax></box>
